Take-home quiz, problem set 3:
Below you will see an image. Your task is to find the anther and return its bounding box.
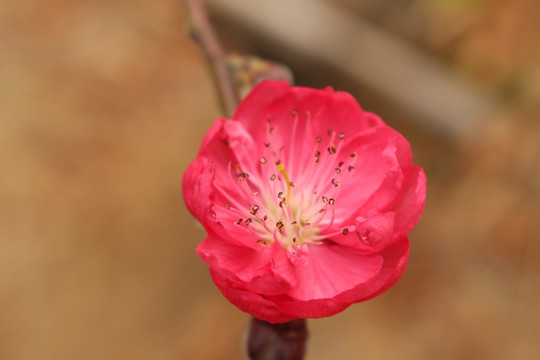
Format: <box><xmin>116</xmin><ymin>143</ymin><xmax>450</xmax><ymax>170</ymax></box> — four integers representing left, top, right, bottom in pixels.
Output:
<box><xmin>339</xmin><ymin>132</ymin><xmax>345</xmax><ymax>139</ymax></box>
<box><xmin>270</xmin><ymin>174</ymin><xmax>276</xmax><ymax>181</ymax></box>
<box><xmin>278</xmin><ymin>191</ymin><xmax>283</xmax><ymax>198</ymax></box>
<box><xmin>314</xmin><ymin>150</ymin><xmax>320</xmax><ymax>158</ymax></box>
<box><xmin>316</xmin><ymin>137</ymin><xmax>322</xmax><ymax>143</ymax></box>
<box><xmin>332</xmin><ymin>178</ymin><xmax>340</xmax><ymax>187</ymax></box>
<box><xmin>327</xmin><ymin>146</ymin><xmax>336</xmax><ymax>154</ymax></box>
<box><xmin>335</xmin><ymin>168</ymin><xmax>341</xmax><ymax>174</ymax></box>
<box><xmin>319</xmin><ymin>209</ymin><xmax>325</xmax><ymax>213</ymax></box>
<box><xmin>276</xmin><ymin>222</ymin><xmax>284</xmax><ymax>229</ymax></box>
<box><xmin>269</xmin><ymin>127</ymin><xmax>274</xmax><ymax>134</ymax></box>
<box><xmin>236</xmin><ymin>218</ymin><xmax>243</xmax><ymax>225</ymax></box>
<box><xmin>350</xmin><ymin>152</ymin><xmax>357</xmax><ymax>157</ymax></box>
<box><xmin>251</xmin><ymin>205</ymin><xmax>259</xmax><ymax>215</ymax></box>
<box><xmin>329</xmin><ymin>198</ymin><xmax>335</xmax><ymax>205</ymax></box>
<box><xmin>338</xmin><ymin>161</ymin><xmax>344</xmax><ymax>167</ymax></box>
<box><xmin>275</xmin><ymin>160</ymin><xmax>281</xmax><ymax>165</ymax></box>
<box><xmin>342</xmin><ymin>228</ymin><xmax>349</xmax><ymax>235</ymax></box>
<box><xmin>348</xmin><ymin>165</ymin><xmax>355</xmax><ymax>172</ymax></box>
<box><xmin>263</xmin><ymin>215</ymin><xmax>268</xmax><ymax>221</ymax></box>
<box><xmin>225</xmin><ymin>202</ymin><xmax>230</xmax><ymax>209</ymax></box>
<box><xmin>322</xmin><ymin>196</ymin><xmax>328</xmax><ymax>203</ymax></box>
<box><xmin>264</xmin><ymin>142</ymin><xmax>270</xmax><ymax>147</ymax></box>
<box><xmin>259</xmin><ymin>157</ymin><xmax>267</xmax><ymax>164</ymax></box>
<box><xmin>245</xmin><ymin>218</ymin><xmax>252</xmax><ymax>225</ymax></box>
<box><xmin>236</xmin><ymin>172</ymin><xmax>249</xmax><ymax>181</ymax></box>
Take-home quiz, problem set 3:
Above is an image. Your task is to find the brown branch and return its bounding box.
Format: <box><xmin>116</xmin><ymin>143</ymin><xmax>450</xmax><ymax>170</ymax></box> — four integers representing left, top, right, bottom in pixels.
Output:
<box><xmin>183</xmin><ymin>0</ymin><xmax>239</xmax><ymax>117</ymax></box>
<box><xmin>247</xmin><ymin>318</ymin><xmax>308</xmax><ymax>360</ymax></box>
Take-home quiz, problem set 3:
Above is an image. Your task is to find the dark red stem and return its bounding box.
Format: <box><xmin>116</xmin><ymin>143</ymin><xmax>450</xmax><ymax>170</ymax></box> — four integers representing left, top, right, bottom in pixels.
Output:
<box><xmin>248</xmin><ymin>318</ymin><xmax>308</xmax><ymax>360</ymax></box>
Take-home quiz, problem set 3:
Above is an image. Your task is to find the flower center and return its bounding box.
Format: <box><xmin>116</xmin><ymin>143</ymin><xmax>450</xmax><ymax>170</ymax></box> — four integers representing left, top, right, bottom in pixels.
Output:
<box><xmin>219</xmin><ymin>112</ymin><xmax>357</xmax><ymax>254</ymax></box>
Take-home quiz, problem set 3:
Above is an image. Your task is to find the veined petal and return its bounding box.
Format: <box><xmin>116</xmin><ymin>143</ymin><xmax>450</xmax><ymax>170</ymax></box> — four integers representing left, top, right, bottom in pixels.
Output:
<box><xmin>210</xmin><ymin>268</ymin><xmax>295</xmax><ymax>324</ymax></box>
<box><xmin>285</xmin><ymin>243</ymin><xmax>382</xmax><ymax>301</ymax></box>
<box><xmin>392</xmin><ymin>166</ymin><xmax>427</xmax><ymax>238</ymax></box>
<box><xmin>198</xmin><ymin>236</ymin><xmax>297</xmax><ymax>295</ymax></box>
<box><xmin>336</xmin><ymin>238</ymin><xmax>410</xmax><ymax>304</ymax></box>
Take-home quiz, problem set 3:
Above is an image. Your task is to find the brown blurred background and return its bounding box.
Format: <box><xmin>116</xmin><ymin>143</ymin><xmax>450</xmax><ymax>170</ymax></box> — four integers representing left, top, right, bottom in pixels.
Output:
<box><xmin>1</xmin><ymin>0</ymin><xmax>539</xmax><ymax>359</ymax></box>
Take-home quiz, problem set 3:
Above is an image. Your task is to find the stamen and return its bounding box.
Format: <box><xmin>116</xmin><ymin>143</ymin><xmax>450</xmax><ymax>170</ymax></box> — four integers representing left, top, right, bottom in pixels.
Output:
<box><xmin>277</xmin><ymin>164</ymin><xmax>292</xmax><ymax>201</ymax></box>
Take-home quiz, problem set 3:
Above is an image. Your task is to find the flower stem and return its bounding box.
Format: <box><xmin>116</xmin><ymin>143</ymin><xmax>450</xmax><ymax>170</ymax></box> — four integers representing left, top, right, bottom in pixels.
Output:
<box><xmin>182</xmin><ymin>0</ymin><xmax>239</xmax><ymax>117</ymax></box>
<box><xmin>247</xmin><ymin>317</ymin><xmax>308</xmax><ymax>360</ymax></box>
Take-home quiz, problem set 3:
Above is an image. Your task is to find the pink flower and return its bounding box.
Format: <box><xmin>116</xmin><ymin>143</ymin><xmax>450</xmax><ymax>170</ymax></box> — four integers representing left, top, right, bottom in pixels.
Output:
<box><xmin>183</xmin><ymin>80</ymin><xmax>426</xmax><ymax>323</ymax></box>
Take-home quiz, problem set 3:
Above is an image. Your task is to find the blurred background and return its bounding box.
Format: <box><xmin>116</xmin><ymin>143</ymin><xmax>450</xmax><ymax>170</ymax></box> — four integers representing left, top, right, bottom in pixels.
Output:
<box><xmin>1</xmin><ymin>0</ymin><xmax>539</xmax><ymax>359</ymax></box>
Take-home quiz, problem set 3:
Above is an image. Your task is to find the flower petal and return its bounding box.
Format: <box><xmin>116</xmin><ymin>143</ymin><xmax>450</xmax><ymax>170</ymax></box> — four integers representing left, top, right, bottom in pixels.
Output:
<box><xmin>336</xmin><ymin>238</ymin><xmax>410</xmax><ymax>304</ymax></box>
<box><xmin>392</xmin><ymin>166</ymin><xmax>427</xmax><ymax>238</ymax></box>
<box><xmin>210</xmin><ymin>268</ymin><xmax>295</xmax><ymax>323</ymax></box>
<box><xmin>285</xmin><ymin>243</ymin><xmax>382</xmax><ymax>301</ymax></box>
<box><xmin>197</xmin><ymin>236</ymin><xmax>297</xmax><ymax>295</ymax></box>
